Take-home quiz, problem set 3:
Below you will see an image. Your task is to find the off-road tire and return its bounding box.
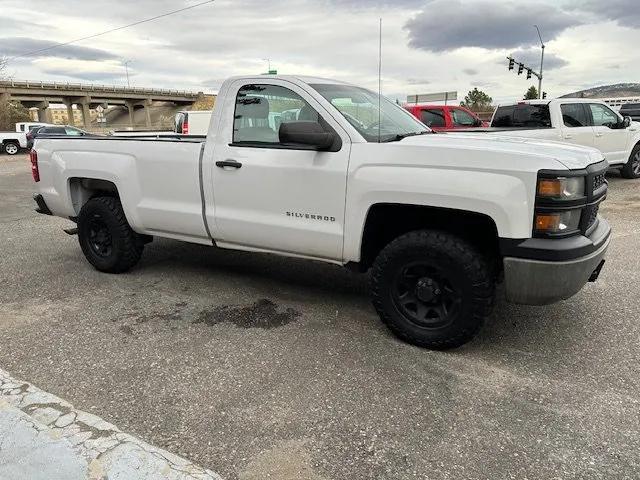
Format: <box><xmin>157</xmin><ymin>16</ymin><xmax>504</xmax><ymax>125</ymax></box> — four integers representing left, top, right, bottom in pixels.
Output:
<box><xmin>621</xmin><ymin>143</ymin><xmax>640</xmax><ymax>179</ymax></box>
<box><xmin>78</xmin><ymin>196</ymin><xmax>144</xmax><ymax>273</ymax></box>
<box><xmin>3</xmin><ymin>142</ymin><xmax>19</xmax><ymax>155</ymax></box>
<box><xmin>370</xmin><ymin>230</ymin><xmax>495</xmax><ymax>350</ymax></box>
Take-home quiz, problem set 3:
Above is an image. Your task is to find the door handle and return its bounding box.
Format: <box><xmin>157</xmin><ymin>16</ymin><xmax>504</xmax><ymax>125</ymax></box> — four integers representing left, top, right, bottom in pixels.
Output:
<box><xmin>563</xmin><ymin>134</ymin><xmax>572</xmax><ymax>139</ymax></box>
<box><xmin>595</xmin><ymin>132</ymin><xmax>603</xmax><ymax>137</ymax></box>
<box><xmin>216</xmin><ymin>159</ymin><xmax>242</xmax><ymax>169</ymax></box>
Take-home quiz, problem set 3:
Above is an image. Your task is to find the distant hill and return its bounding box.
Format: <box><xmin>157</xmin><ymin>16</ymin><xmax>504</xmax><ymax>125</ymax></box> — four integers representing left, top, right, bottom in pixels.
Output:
<box><xmin>560</xmin><ymin>83</ymin><xmax>640</xmax><ymax>98</ymax></box>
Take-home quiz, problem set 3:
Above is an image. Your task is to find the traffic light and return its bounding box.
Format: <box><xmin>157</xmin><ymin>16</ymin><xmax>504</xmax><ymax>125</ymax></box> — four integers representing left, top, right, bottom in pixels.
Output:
<box><xmin>526</xmin><ymin>68</ymin><xmax>532</xmax><ymax>79</ymax></box>
<box><xmin>542</xmin><ymin>92</ymin><xmax>547</xmax><ymax>99</ymax></box>
<box><xmin>508</xmin><ymin>57</ymin><xmax>514</xmax><ymax>70</ymax></box>
<box><xmin>517</xmin><ymin>63</ymin><xmax>524</xmax><ymax>75</ymax></box>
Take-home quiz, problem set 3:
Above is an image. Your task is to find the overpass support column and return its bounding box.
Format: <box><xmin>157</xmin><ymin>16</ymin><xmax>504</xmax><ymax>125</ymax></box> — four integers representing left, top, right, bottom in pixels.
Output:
<box><xmin>125</xmin><ymin>100</ymin><xmax>136</xmax><ymax>127</ymax></box>
<box><xmin>37</xmin><ymin>100</ymin><xmax>51</xmax><ymax>123</ymax></box>
<box><xmin>62</xmin><ymin>98</ymin><xmax>75</xmax><ymax>126</ymax></box>
<box><xmin>0</xmin><ymin>93</ymin><xmax>9</xmax><ymax>104</ymax></box>
<box><xmin>79</xmin><ymin>97</ymin><xmax>92</xmax><ymax>128</ymax></box>
<box><xmin>143</xmin><ymin>99</ymin><xmax>152</xmax><ymax>127</ymax></box>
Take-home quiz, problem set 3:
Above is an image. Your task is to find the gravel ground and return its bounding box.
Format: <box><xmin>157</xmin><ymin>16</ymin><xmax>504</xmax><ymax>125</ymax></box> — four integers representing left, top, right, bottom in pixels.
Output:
<box><xmin>1</xmin><ymin>153</ymin><xmax>639</xmax><ymax>479</ymax></box>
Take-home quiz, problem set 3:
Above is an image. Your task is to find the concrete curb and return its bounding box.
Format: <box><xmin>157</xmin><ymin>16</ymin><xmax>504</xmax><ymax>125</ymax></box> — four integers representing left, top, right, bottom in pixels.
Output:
<box><xmin>0</xmin><ymin>368</ymin><xmax>223</xmax><ymax>480</ymax></box>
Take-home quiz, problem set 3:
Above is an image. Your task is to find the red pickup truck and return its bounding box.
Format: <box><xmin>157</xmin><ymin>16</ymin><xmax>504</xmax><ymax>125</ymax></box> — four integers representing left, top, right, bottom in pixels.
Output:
<box><xmin>404</xmin><ymin>104</ymin><xmax>487</xmax><ymax>131</ymax></box>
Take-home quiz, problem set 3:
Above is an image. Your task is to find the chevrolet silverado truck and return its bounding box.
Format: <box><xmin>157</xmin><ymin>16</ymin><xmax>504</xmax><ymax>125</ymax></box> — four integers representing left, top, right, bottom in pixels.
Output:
<box><xmin>30</xmin><ymin>75</ymin><xmax>611</xmax><ymax>349</ymax></box>
<box><xmin>488</xmin><ymin>99</ymin><xmax>640</xmax><ymax>178</ymax></box>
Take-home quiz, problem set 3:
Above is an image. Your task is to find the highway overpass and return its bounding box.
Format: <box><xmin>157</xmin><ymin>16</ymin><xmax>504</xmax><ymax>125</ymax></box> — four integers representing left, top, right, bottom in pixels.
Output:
<box><xmin>0</xmin><ymin>80</ymin><xmax>204</xmax><ymax>127</ymax></box>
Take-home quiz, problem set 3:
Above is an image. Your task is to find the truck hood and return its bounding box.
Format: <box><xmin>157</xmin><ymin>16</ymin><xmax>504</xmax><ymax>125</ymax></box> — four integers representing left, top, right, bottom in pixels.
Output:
<box><xmin>398</xmin><ymin>132</ymin><xmax>605</xmax><ymax>170</ymax></box>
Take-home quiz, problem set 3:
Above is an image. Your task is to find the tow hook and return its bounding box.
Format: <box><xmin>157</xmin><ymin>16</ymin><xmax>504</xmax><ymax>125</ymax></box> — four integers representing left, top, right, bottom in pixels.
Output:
<box><xmin>63</xmin><ymin>227</ymin><xmax>79</xmax><ymax>236</ymax></box>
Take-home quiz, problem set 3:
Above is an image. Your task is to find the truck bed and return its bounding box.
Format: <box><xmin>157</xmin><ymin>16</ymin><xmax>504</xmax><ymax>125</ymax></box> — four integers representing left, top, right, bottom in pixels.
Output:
<box><xmin>34</xmin><ymin>135</ymin><xmax>209</xmax><ymax>244</ymax></box>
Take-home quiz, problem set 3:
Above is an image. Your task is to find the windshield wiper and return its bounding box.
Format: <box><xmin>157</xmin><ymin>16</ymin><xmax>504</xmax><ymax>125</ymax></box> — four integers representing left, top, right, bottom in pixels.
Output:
<box><xmin>380</xmin><ymin>131</ymin><xmax>431</xmax><ymax>143</ymax></box>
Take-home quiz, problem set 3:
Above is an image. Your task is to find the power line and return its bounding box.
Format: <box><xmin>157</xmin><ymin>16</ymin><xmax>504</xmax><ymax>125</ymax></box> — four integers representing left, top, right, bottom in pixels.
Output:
<box><xmin>6</xmin><ymin>0</ymin><xmax>216</xmax><ymax>61</ymax></box>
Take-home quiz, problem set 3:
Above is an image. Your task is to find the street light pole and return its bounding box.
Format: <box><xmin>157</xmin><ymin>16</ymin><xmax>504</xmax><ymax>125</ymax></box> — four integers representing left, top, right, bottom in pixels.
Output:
<box><xmin>123</xmin><ymin>60</ymin><xmax>132</xmax><ymax>88</ymax></box>
<box><xmin>534</xmin><ymin>25</ymin><xmax>544</xmax><ymax>99</ymax></box>
<box><xmin>262</xmin><ymin>58</ymin><xmax>271</xmax><ymax>73</ymax></box>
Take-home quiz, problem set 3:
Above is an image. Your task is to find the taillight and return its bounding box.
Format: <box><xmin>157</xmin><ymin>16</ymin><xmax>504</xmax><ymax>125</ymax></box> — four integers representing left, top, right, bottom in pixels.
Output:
<box><xmin>182</xmin><ymin>121</ymin><xmax>189</xmax><ymax>134</ymax></box>
<box><xmin>30</xmin><ymin>150</ymin><xmax>40</xmax><ymax>182</ymax></box>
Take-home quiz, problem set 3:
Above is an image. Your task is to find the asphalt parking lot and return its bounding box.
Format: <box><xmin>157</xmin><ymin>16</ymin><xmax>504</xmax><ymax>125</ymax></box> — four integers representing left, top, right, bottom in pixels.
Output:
<box><xmin>1</xmin><ymin>153</ymin><xmax>639</xmax><ymax>479</ymax></box>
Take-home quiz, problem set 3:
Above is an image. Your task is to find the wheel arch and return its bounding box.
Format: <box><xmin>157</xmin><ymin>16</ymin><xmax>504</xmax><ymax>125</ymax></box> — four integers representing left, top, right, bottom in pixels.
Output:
<box><xmin>68</xmin><ymin>177</ymin><xmax>120</xmax><ymax>216</ymax></box>
<box><xmin>355</xmin><ymin>203</ymin><xmax>501</xmax><ymax>271</ymax></box>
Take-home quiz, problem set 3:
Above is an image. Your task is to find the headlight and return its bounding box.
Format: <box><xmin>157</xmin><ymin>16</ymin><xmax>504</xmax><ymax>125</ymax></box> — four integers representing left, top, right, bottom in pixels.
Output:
<box><xmin>534</xmin><ymin>209</ymin><xmax>582</xmax><ymax>234</ymax></box>
<box><xmin>537</xmin><ymin>177</ymin><xmax>585</xmax><ymax>200</ymax></box>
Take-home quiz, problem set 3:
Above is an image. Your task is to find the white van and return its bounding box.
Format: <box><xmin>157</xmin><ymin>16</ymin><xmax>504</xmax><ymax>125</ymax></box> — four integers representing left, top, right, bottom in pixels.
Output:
<box><xmin>174</xmin><ymin>110</ymin><xmax>212</xmax><ymax>135</ymax></box>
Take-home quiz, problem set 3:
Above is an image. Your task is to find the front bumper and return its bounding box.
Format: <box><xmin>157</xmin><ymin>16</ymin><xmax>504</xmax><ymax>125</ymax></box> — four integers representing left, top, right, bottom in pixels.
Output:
<box><xmin>502</xmin><ymin>218</ymin><xmax>611</xmax><ymax>305</ymax></box>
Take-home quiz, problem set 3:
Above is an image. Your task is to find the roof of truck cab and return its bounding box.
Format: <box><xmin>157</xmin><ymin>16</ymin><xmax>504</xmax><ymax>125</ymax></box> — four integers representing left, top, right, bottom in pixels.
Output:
<box><xmin>224</xmin><ymin>75</ymin><xmax>353</xmax><ymax>86</ymax></box>
<box><xmin>497</xmin><ymin>98</ymin><xmax>611</xmax><ymax>107</ymax></box>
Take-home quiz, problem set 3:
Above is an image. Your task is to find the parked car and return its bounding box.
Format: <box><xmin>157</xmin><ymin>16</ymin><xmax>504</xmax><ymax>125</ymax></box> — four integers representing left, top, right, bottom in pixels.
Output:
<box><xmin>174</xmin><ymin>110</ymin><xmax>212</xmax><ymax>135</ymax></box>
<box><xmin>619</xmin><ymin>102</ymin><xmax>640</xmax><ymax>121</ymax></box>
<box><xmin>484</xmin><ymin>99</ymin><xmax>640</xmax><ymax>178</ymax></box>
<box><xmin>403</xmin><ymin>104</ymin><xmax>487</xmax><ymax>131</ymax></box>
<box><xmin>28</xmin><ymin>125</ymin><xmax>93</xmax><ymax>149</ymax></box>
<box><xmin>31</xmin><ymin>74</ymin><xmax>610</xmax><ymax>350</ymax></box>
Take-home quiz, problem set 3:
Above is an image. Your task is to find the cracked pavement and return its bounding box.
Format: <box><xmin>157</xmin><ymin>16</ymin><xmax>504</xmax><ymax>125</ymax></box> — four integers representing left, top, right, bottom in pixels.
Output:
<box><xmin>0</xmin><ymin>368</ymin><xmax>221</xmax><ymax>479</ymax></box>
<box><xmin>1</xmin><ymin>154</ymin><xmax>639</xmax><ymax>479</ymax></box>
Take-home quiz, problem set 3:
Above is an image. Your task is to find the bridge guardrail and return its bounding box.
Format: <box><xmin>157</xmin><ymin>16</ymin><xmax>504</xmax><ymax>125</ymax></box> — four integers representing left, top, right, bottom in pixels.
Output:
<box><xmin>0</xmin><ymin>80</ymin><xmax>200</xmax><ymax>97</ymax></box>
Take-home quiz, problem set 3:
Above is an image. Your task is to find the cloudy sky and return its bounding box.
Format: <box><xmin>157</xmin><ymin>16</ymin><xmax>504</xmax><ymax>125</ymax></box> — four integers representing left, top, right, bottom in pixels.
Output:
<box><xmin>1</xmin><ymin>0</ymin><xmax>638</xmax><ymax>103</ymax></box>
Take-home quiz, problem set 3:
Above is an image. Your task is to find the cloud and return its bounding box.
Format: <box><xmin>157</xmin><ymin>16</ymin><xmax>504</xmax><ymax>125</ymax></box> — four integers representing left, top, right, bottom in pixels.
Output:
<box><xmin>577</xmin><ymin>0</ymin><xmax>640</xmax><ymax>29</ymax></box>
<box><xmin>507</xmin><ymin>49</ymin><xmax>568</xmax><ymax>71</ymax></box>
<box><xmin>34</xmin><ymin>58</ymin><xmax>124</xmax><ymax>81</ymax></box>
<box><xmin>405</xmin><ymin>0</ymin><xmax>580</xmax><ymax>52</ymax></box>
<box><xmin>405</xmin><ymin>77</ymin><xmax>431</xmax><ymax>85</ymax></box>
<box><xmin>463</xmin><ymin>68</ymin><xmax>478</xmax><ymax>75</ymax></box>
<box><xmin>0</xmin><ymin>37</ymin><xmax>116</xmax><ymax>61</ymax></box>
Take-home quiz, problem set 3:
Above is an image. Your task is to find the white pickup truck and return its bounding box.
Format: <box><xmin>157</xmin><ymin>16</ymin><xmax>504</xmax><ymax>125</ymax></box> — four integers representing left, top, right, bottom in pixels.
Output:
<box><xmin>488</xmin><ymin>99</ymin><xmax>640</xmax><ymax>178</ymax></box>
<box><xmin>31</xmin><ymin>75</ymin><xmax>611</xmax><ymax>349</ymax></box>
<box><xmin>1</xmin><ymin>122</ymin><xmax>51</xmax><ymax>155</ymax></box>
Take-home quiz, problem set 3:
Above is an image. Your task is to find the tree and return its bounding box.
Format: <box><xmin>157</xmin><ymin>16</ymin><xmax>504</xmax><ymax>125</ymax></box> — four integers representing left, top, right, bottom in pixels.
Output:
<box><xmin>524</xmin><ymin>86</ymin><xmax>539</xmax><ymax>100</ymax></box>
<box><xmin>0</xmin><ymin>100</ymin><xmax>31</xmax><ymax>131</ymax></box>
<box><xmin>461</xmin><ymin>88</ymin><xmax>493</xmax><ymax>111</ymax></box>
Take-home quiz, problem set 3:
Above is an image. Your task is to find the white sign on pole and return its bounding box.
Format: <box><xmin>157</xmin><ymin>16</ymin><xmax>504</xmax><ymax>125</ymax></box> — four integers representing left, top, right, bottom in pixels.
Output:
<box><xmin>407</xmin><ymin>91</ymin><xmax>457</xmax><ymax>104</ymax></box>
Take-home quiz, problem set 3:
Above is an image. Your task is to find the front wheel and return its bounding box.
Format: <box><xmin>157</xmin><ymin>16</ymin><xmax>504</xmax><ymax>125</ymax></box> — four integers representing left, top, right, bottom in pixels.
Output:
<box><xmin>78</xmin><ymin>196</ymin><xmax>144</xmax><ymax>273</ymax></box>
<box><xmin>370</xmin><ymin>230</ymin><xmax>495</xmax><ymax>350</ymax></box>
<box><xmin>621</xmin><ymin>144</ymin><xmax>640</xmax><ymax>179</ymax></box>
<box><xmin>3</xmin><ymin>142</ymin><xmax>19</xmax><ymax>155</ymax></box>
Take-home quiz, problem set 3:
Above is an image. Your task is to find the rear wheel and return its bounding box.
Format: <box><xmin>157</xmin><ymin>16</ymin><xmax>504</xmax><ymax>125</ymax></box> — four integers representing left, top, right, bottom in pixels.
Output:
<box><xmin>370</xmin><ymin>230</ymin><xmax>495</xmax><ymax>350</ymax></box>
<box><xmin>78</xmin><ymin>196</ymin><xmax>144</xmax><ymax>273</ymax></box>
<box><xmin>3</xmin><ymin>142</ymin><xmax>19</xmax><ymax>155</ymax></box>
<box><xmin>621</xmin><ymin>144</ymin><xmax>640</xmax><ymax>179</ymax></box>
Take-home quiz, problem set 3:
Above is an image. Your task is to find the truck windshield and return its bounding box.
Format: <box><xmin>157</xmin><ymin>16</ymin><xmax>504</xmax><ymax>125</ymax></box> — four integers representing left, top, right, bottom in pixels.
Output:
<box><xmin>492</xmin><ymin>104</ymin><xmax>551</xmax><ymax>128</ymax></box>
<box><xmin>310</xmin><ymin>84</ymin><xmax>430</xmax><ymax>142</ymax></box>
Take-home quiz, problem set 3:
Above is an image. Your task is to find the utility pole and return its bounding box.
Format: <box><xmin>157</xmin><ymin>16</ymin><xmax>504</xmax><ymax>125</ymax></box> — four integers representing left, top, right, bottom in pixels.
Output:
<box><xmin>262</xmin><ymin>58</ymin><xmax>271</xmax><ymax>73</ymax></box>
<box><xmin>534</xmin><ymin>25</ymin><xmax>544</xmax><ymax>99</ymax></box>
<box><xmin>123</xmin><ymin>60</ymin><xmax>132</xmax><ymax>88</ymax></box>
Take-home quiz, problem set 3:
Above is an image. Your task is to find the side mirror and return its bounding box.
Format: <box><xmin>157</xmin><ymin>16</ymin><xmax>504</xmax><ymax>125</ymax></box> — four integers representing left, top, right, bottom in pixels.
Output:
<box><xmin>623</xmin><ymin>116</ymin><xmax>632</xmax><ymax>128</ymax></box>
<box><xmin>279</xmin><ymin>121</ymin><xmax>336</xmax><ymax>150</ymax></box>
<box><xmin>474</xmin><ymin>118</ymin><xmax>483</xmax><ymax>127</ymax></box>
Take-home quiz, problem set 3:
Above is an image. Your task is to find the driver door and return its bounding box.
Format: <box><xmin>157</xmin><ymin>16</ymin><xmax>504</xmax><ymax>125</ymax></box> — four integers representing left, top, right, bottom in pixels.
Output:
<box><xmin>588</xmin><ymin>103</ymin><xmax>629</xmax><ymax>164</ymax></box>
<box><xmin>210</xmin><ymin>80</ymin><xmax>351</xmax><ymax>261</ymax></box>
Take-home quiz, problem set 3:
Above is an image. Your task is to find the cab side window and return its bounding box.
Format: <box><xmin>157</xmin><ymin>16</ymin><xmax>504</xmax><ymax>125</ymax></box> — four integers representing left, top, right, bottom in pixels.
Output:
<box><xmin>589</xmin><ymin>103</ymin><xmax>619</xmax><ymax>127</ymax></box>
<box><xmin>233</xmin><ymin>84</ymin><xmax>321</xmax><ymax>145</ymax></box>
<box><xmin>450</xmin><ymin>108</ymin><xmax>476</xmax><ymax>126</ymax></box>
<box><xmin>420</xmin><ymin>108</ymin><xmax>445</xmax><ymax>127</ymax></box>
<box><xmin>561</xmin><ymin>104</ymin><xmax>589</xmax><ymax>127</ymax></box>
